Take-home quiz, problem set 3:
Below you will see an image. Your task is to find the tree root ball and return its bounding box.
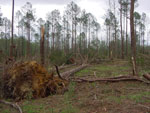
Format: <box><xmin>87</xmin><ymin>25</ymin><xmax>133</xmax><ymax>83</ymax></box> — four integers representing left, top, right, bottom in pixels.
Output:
<box><xmin>2</xmin><ymin>61</ymin><xmax>68</xmax><ymax>100</ymax></box>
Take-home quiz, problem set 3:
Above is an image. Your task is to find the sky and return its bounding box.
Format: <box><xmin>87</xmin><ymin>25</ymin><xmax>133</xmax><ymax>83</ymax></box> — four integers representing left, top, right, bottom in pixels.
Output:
<box><xmin>1</xmin><ymin>0</ymin><xmax>150</xmax><ymax>25</ymax></box>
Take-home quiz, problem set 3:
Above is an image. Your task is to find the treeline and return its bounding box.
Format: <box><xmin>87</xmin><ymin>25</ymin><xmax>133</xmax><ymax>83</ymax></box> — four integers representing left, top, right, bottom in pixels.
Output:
<box><xmin>0</xmin><ymin>0</ymin><xmax>150</xmax><ymax>64</ymax></box>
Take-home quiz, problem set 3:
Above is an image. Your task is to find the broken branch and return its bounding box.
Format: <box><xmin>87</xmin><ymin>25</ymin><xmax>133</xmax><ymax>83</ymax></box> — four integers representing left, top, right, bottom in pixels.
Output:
<box><xmin>0</xmin><ymin>100</ymin><xmax>23</xmax><ymax>113</ymax></box>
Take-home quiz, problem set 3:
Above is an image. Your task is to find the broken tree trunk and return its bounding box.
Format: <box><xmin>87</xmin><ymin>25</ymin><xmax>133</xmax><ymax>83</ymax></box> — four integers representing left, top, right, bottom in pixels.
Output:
<box><xmin>143</xmin><ymin>74</ymin><xmax>150</xmax><ymax>81</ymax></box>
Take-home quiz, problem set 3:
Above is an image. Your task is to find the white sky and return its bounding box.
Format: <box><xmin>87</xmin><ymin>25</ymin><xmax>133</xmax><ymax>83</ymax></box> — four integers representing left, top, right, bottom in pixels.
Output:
<box><xmin>1</xmin><ymin>0</ymin><xmax>150</xmax><ymax>25</ymax></box>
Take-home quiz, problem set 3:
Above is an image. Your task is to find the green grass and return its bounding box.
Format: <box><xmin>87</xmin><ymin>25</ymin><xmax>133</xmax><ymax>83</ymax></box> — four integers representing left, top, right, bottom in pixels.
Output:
<box><xmin>127</xmin><ymin>91</ymin><xmax>150</xmax><ymax>103</ymax></box>
<box><xmin>106</xmin><ymin>91</ymin><xmax>150</xmax><ymax>104</ymax></box>
<box><xmin>75</xmin><ymin>62</ymin><xmax>130</xmax><ymax>77</ymax></box>
<box><xmin>61</xmin><ymin>82</ymin><xmax>79</xmax><ymax>113</ymax></box>
<box><xmin>1</xmin><ymin>109</ymin><xmax>9</xmax><ymax>113</ymax></box>
<box><xmin>23</xmin><ymin>104</ymin><xmax>39</xmax><ymax>113</ymax></box>
<box><xmin>22</xmin><ymin>100</ymin><xmax>46</xmax><ymax>113</ymax></box>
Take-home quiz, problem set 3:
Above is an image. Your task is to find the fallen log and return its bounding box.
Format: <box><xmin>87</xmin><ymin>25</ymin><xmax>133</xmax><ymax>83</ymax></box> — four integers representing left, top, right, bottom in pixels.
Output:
<box><xmin>143</xmin><ymin>74</ymin><xmax>150</xmax><ymax>81</ymax></box>
<box><xmin>60</xmin><ymin>64</ymin><xmax>88</xmax><ymax>78</ymax></box>
<box><xmin>59</xmin><ymin>64</ymin><xmax>76</xmax><ymax>70</ymax></box>
<box><xmin>0</xmin><ymin>100</ymin><xmax>23</xmax><ymax>113</ymax></box>
<box><xmin>71</xmin><ymin>76</ymin><xmax>150</xmax><ymax>84</ymax></box>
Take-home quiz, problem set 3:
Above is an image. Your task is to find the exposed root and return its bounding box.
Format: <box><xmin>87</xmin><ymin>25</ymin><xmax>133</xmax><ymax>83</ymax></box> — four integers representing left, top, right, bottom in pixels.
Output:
<box><xmin>55</xmin><ymin>65</ymin><xmax>64</xmax><ymax>80</ymax></box>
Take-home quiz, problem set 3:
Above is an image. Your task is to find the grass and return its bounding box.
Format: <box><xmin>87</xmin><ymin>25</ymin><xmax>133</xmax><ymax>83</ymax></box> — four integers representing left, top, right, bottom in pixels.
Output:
<box><xmin>106</xmin><ymin>91</ymin><xmax>150</xmax><ymax>104</ymax></box>
<box><xmin>62</xmin><ymin>82</ymin><xmax>79</xmax><ymax>113</ymax></box>
<box><xmin>75</xmin><ymin>61</ymin><xmax>131</xmax><ymax>77</ymax></box>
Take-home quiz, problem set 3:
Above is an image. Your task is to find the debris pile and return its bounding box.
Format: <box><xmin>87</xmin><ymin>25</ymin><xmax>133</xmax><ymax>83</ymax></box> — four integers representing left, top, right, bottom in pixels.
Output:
<box><xmin>3</xmin><ymin>61</ymin><xmax>68</xmax><ymax>100</ymax></box>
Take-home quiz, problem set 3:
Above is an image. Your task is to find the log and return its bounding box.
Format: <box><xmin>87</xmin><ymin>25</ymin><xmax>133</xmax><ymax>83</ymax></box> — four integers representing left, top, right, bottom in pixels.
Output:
<box><xmin>143</xmin><ymin>74</ymin><xmax>150</xmax><ymax>81</ymax></box>
<box><xmin>71</xmin><ymin>76</ymin><xmax>150</xmax><ymax>84</ymax></box>
<box><xmin>60</xmin><ymin>64</ymin><xmax>88</xmax><ymax>78</ymax></box>
<box><xmin>0</xmin><ymin>100</ymin><xmax>23</xmax><ymax>113</ymax></box>
<box><xmin>59</xmin><ymin>64</ymin><xmax>76</xmax><ymax>70</ymax></box>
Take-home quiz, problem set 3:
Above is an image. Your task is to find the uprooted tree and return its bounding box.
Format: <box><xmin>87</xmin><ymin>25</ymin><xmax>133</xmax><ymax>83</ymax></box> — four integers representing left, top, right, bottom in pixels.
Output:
<box><xmin>2</xmin><ymin>61</ymin><xmax>69</xmax><ymax>100</ymax></box>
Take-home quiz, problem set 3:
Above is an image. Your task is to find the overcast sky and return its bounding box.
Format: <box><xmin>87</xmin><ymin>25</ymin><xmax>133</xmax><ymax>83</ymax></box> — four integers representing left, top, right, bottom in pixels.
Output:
<box><xmin>1</xmin><ymin>0</ymin><xmax>150</xmax><ymax>25</ymax></box>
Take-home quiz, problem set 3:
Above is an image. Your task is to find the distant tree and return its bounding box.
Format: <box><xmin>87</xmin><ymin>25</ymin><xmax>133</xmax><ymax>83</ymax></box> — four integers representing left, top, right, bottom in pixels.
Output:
<box><xmin>66</xmin><ymin>1</ymin><xmax>80</xmax><ymax>52</ymax></box>
<box><xmin>0</xmin><ymin>7</ymin><xmax>3</xmax><ymax>27</ymax></box>
<box><xmin>141</xmin><ymin>13</ymin><xmax>146</xmax><ymax>54</ymax></box>
<box><xmin>3</xmin><ymin>17</ymin><xmax>10</xmax><ymax>54</ymax></box>
<box><xmin>15</xmin><ymin>10</ymin><xmax>22</xmax><ymax>37</ymax></box>
<box><xmin>47</xmin><ymin>9</ymin><xmax>60</xmax><ymax>51</ymax></box>
<box><xmin>119</xmin><ymin>0</ymin><xmax>124</xmax><ymax>59</ymax></box>
<box><xmin>21</xmin><ymin>2</ymin><xmax>35</xmax><ymax>57</ymax></box>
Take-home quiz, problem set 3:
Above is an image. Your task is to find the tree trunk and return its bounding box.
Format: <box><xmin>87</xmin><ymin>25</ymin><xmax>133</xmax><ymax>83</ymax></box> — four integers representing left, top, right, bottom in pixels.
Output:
<box><xmin>5</xmin><ymin>20</ymin><xmax>7</xmax><ymax>55</ymax></box>
<box><xmin>114</xmin><ymin>1</ymin><xmax>117</xmax><ymax>58</ymax></box>
<box><xmin>126</xmin><ymin>5</ymin><xmax>128</xmax><ymax>56</ymax></box>
<box><xmin>143</xmin><ymin>33</ymin><xmax>145</xmax><ymax>54</ymax></box>
<box><xmin>88</xmin><ymin>21</ymin><xmax>91</xmax><ymax>48</ymax></box>
<box><xmin>72</xmin><ymin>14</ymin><xmax>74</xmax><ymax>52</ymax></box>
<box><xmin>120</xmin><ymin>2</ymin><xmax>124</xmax><ymax>59</ymax></box>
<box><xmin>21</xmin><ymin>26</ymin><xmax>24</xmax><ymax>56</ymax></box>
<box><xmin>75</xmin><ymin>18</ymin><xmax>77</xmax><ymax>54</ymax></box>
<box><xmin>130</xmin><ymin>0</ymin><xmax>138</xmax><ymax>76</ymax></box>
<box><xmin>10</xmin><ymin>0</ymin><xmax>14</xmax><ymax>58</ymax></box>
<box><xmin>26</xmin><ymin>20</ymin><xmax>30</xmax><ymax>57</ymax></box>
<box><xmin>40</xmin><ymin>26</ymin><xmax>45</xmax><ymax>66</ymax></box>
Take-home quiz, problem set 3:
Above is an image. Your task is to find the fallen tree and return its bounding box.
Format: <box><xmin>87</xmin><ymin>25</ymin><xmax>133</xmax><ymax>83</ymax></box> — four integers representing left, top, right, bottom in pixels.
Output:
<box><xmin>60</xmin><ymin>64</ymin><xmax>88</xmax><ymax>79</ymax></box>
<box><xmin>58</xmin><ymin>64</ymin><xmax>76</xmax><ymax>70</ymax></box>
<box><xmin>2</xmin><ymin>61</ymin><xmax>69</xmax><ymax>100</ymax></box>
<box><xmin>143</xmin><ymin>74</ymin><xmax>150</xmax><ymax>81</ymax></box>
<box><xmin>71</xmin><ymin>75</ymin><xmax>150</xmax><ymax>84</ymax></box>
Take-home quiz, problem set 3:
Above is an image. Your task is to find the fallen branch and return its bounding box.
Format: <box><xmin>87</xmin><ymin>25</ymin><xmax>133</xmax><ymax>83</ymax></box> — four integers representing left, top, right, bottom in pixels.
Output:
<box><xmin>0</xmin><ymin>100</ymin><xmax>23</xmax><ymax>113</ymax></box>
<box><xmin>71</xmin><ymin>75</ymin><xmax>150</xmax><ymax>84</ymax></box>
<box><xmin>143</xmin><ymin>74</ymin><xmax>150</xmax><ymax>81</ymax></box>
<box><xmin>137</xmin><ymin>104</ymin><xmax>150</xmax><ymax>110</ymax></box>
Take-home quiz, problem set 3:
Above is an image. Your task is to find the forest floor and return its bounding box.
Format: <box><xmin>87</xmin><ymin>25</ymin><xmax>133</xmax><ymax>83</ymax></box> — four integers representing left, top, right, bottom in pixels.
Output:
<box><xmin>0</xmin><ymin>60</ymin><xmax>150</xmax><ymax>113</ymax></box>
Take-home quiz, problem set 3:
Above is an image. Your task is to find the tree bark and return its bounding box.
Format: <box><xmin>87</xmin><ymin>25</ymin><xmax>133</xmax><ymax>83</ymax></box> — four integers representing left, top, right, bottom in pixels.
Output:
<box><xmin>26</xmin><ymin>20</ymin><xmax>30</xmax><ymax>57</ymax></box>
<box><xmin>126</xmin><ymin>4</ymin><xmax>128</xmax><ymax>56</ymax></box>
<box><xmin>130</xmin><ymin>0</ymin><xmax>138</xmax><ymax>76</ymax></box>
<box><xmin>60</xmin><ymin>64</ymin><xmax>88</xmax><ymax>78</ymax></box>
<box><xmin>120</xmin><ymin>1</ymin><xmax>124</xmax><ymax>59</ymax></box>
<box><xmin>40</xmin><ymin>26</ymin><xmax>45</xmax><ymax>66</ymax></box>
